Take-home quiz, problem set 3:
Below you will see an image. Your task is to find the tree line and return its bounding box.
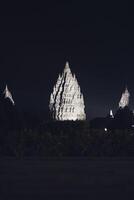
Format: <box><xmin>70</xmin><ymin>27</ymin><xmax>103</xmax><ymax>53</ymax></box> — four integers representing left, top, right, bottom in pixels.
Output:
<box><xmin>1</xmin><ymin>121</ymin><xmax>134</xmax><ymax>158</ymax></box>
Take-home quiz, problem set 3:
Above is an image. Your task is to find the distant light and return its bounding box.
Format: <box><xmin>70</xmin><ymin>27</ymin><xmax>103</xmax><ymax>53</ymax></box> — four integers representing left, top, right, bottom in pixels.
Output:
<box><xmin>104</xmin><ymin>128</ymin><xmax>107</xmax><ymax>132</ymax></box>
<box><xmin>132</xmin><ymin>125</ymin><xmax>134</xmax><ymax>128</ymax></box>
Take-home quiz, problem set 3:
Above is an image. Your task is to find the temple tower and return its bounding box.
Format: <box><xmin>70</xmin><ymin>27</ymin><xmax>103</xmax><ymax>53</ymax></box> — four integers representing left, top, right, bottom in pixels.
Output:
<box><xmin>49</xmin><ymin>62</ymin><xmax>86</xmax><ymax>121</ymax></box>
<box><xmin>3</xmin><ymin>85</ymin><xmax>15</xmax><ymax>105</ymax></box>
<box><xmin>119</xmin><ymin>87</ymin><xmax>130</xmax><ymax>108</ymax></box>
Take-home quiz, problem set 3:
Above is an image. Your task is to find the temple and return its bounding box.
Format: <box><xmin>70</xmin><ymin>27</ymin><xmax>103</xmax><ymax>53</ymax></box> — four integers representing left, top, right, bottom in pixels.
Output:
<box><xmin>49</xmin><ymin>62</ymin><xmax>86</xmax><ymax>121</ymax></box>
<box><xmin>119</xmin><ymin>87</ymin><xmax>130</xmax><ymax>108</ymax></box>
<box><xmin>3</xmin><ymin>85</ymin><xmax>15</xmax><ymax>105</ymax></box>
<box><xmin>110</xmin><ymin>109</ymin><xmax>114</xmax><ymax>118</ymax></box>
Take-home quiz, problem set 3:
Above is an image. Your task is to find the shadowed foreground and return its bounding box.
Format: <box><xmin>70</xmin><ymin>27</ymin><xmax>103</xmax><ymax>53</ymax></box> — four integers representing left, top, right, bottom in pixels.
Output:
<box><xmin>1</xmin><ymin>158</ymin><xmax>134</xmax><ymax>199</ymax></box>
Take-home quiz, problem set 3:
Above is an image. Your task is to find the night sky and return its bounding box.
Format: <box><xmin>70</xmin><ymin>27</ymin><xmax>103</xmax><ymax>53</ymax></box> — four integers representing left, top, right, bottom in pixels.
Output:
<box><xmin>0</xmin><ymin>1</ymin><xmax>133</xmax><ymax>119</ymax></box>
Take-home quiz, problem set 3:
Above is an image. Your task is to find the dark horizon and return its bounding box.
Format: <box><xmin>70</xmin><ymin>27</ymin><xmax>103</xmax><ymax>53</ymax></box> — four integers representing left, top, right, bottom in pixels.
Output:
<box><xmin>0</xmin><ymin>1</ymin><xmax>133</xmax><ymax>119</ymax></box>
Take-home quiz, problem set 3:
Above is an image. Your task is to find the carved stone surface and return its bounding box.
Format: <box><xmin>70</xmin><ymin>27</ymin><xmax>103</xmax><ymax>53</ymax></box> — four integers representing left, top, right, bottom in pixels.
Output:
<box><xmin>3</xmin><ymin>85</ymin><xmax>15</xmax><ymax>105</ymax></box>
<box><xmin>49</xmin><ymin>62</ymin><xmax>86</xmax><ymax>121</ymax></box>
<box><xmin>119</xmin><ymin>87</ymin><xmax>130</xmax><ymax>108</ymax></box>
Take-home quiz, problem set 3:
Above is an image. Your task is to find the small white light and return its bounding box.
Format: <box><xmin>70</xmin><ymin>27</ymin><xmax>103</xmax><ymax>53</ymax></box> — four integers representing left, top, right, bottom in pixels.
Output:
<box><xmin>104</xmin><ymin>128</ymin><xmax>107</xmax><ymax>132</ymax></box>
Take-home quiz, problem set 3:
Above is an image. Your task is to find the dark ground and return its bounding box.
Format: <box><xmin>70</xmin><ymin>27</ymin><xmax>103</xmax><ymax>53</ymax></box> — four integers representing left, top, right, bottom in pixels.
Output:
<box><xmin>1</xmin><ymin>158</ymin><xmax>134</xmax><ymax>199</ymax></box>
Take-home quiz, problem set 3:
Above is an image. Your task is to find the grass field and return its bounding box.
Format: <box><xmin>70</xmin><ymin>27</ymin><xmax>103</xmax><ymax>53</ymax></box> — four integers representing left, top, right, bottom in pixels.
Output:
<box><xmin>1</xmin><ymin>157</ymin><xmax>134</xmax><ymax>199</ymax></box>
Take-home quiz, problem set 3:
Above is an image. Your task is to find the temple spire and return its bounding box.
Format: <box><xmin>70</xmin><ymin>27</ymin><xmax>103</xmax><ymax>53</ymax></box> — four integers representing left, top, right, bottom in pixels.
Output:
<box><xmin>63</xmin><ymin>61</ymin><xmax>71</xmax><ymax>74</ymax></box>
<box><xmin>3</xmin><ymin>85</ymin><xmax>15</xmax><ymax>105</ymax></box>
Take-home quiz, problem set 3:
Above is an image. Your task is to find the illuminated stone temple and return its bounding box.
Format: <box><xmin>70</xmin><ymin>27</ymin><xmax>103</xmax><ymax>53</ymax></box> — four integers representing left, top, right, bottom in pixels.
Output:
<box><xmin>49</xmin><ymin>62</ymin><xmax>86</xmax><ymax>121</ymax></box>
<box><xmin>119</xmin><ymin>87</ymin><xmax>130</xmax><ymax>108</ymax></box>
<box><xmin>3</xmin><ymin>85</ymin><xmax>15</xmax><ymax>105</ymax></box>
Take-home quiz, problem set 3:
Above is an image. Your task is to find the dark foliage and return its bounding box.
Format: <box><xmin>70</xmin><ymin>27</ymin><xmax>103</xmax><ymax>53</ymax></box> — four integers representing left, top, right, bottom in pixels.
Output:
<box><xmin>1</xmin><ymin>101</ymin><xmax>134</xmax><ymax>158</ymax></box>
<box><xmin>90</xmin><ymin>106</ymin><xmax>134</xmax><ymax>129</ymax></box>
<box><xmin>1</xmin><ymin>121</ymin><xmax>134</xmax><ymax>158</ymax></box>
<box><xmin>113</xmin><ymin>107</ymin><xmax>134</xmax><ymax>129</ymax></box>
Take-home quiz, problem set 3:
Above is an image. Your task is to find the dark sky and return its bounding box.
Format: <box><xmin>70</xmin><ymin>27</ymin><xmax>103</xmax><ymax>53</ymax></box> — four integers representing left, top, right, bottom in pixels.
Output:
<box><xmin>0</xmin><ymin>1</ymin><xmax>133</xmax><ymax>118</ymax></box>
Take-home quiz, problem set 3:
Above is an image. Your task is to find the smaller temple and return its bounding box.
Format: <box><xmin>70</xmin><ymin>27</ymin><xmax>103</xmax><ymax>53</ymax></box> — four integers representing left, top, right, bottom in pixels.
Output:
<box><xmin>3</xmin><ymin>85</ymin><xmax>15</xmax><ymax>105</ymax></box>
<box><xmin>119</xmin><ymin>87</ymin><xmax>130</xmax><ymax>109</ymax></box>
<box><xmin>110</xmin><ymin>109</ymin><xmax>114</xmax><ymax>118</ymax></box>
